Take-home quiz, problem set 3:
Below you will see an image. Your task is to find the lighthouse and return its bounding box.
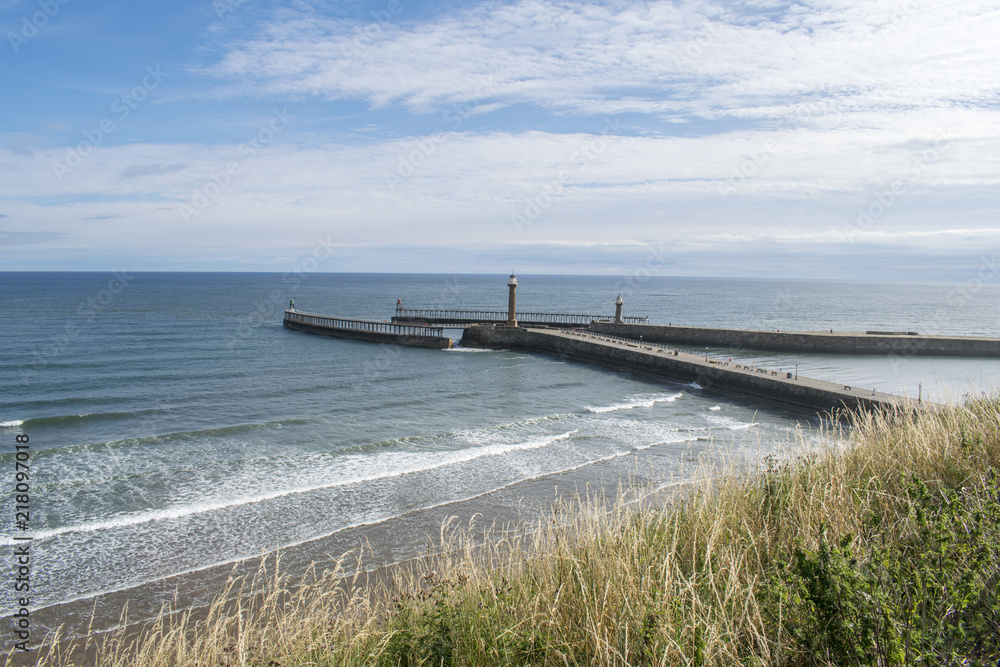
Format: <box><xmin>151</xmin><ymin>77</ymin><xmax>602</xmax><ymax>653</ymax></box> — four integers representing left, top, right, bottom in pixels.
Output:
<box><xmin>506</xmin><ymin>272</ymin><xmax>518</xmax><ymax>326</ymax></box>
<box><xmin>614</xmin><ymin>294</ymin><xmax>623</xmax><ymax>323</ymax></box>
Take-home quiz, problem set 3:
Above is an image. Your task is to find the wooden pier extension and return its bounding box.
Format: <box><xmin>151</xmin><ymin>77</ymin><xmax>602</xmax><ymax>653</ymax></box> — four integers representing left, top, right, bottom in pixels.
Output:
<box><xmin>392</xmin><ymin>308</ymin><xmax>648</xmax><ymax>328</ymax></box>
<box><xmin>284</xmin><ymin>310</ymin><xmax>453</xmax><ymax>349</ymax></box>
<box><xmin>460</xmin><ymin>325</ymin><xmax>915</xmax><ymax>414</ymax></box>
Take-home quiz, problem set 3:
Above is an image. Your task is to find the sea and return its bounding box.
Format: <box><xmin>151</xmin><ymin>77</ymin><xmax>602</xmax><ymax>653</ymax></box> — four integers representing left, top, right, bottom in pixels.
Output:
<box><xmin>2</xmin><ymin>272</ymin><xmax>999</xmax><ymax>646</ymax></box>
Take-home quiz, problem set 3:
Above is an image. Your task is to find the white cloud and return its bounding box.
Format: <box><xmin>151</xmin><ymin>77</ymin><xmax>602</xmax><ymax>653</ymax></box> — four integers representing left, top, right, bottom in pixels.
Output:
<box><xmin>7</xmin><ymin>0</ymin><xmax>999</xmax><ymax>275</ymax></box>
<box><xmin>2</xmin><ymin>118</ymin><xmax>997</xmax><ymax>259</ymax></box>
<box><xmin>203</xmin><ymin>0</ymin><xmax>1000</xmax><ymax>132</ymax></box>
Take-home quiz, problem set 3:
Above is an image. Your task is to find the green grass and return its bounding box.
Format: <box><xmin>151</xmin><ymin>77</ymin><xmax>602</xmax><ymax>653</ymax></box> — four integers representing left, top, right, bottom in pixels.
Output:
<box><xmin>22</xmin><ymin>398</ymin><xmax>1000</xmax><ymax>666</ymax></box>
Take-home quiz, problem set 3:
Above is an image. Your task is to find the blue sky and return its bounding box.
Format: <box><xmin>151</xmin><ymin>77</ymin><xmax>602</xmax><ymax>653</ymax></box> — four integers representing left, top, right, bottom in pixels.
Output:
<box><xmin>1</xmin><ymin>0</ymin><xmax>998</xmax><ymax>279</ymax></box>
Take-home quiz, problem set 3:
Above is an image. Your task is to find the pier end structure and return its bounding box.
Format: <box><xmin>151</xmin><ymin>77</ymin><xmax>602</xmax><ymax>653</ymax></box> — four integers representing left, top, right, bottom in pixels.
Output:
<box><xmin>284</xmin><ymin>310</ymin><xmax>453</xmax><ymax>349</ymax></box>
<box><xmin>614</xmin><ymin>294</ymin><xmax>623</xmax><ymax>324</ymax></box>
<box><xmin>589</xmin><ymin>322</ymin><xmax>1000</xmax><ymax>358</ymax></box>
<box><xmin>460</xmin><ymin>325</ymin><xmax>914</xmax><ymax>415</ymax></box>
<box><xmin>506</xmin><ymin>272</ymin><xmax>518</xmax><ymax>326</ymax></box>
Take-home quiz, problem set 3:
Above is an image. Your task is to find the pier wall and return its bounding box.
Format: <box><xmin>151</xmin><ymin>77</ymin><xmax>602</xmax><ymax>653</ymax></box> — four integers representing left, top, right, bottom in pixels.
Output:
<box><xmin>460</xmin><ymin>325</ymin><xmax>910</xmax><ymax>414</ymax></box>
<box><xmin>284</xmin><ymin>319</ymin><xmax>453</xmax><ymax>349</ymax></box>
<box><xmin>589</xmin><ymin>323</ymin><xmax>1000</xmax><ymax>357</ymax></box>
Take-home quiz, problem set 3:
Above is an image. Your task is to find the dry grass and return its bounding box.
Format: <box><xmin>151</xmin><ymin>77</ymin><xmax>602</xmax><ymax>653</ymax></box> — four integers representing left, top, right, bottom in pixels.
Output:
<box><xmin>16</xmin><ymin>397</ymin><xmax>1000</xmax><ymax>666</ymax></box>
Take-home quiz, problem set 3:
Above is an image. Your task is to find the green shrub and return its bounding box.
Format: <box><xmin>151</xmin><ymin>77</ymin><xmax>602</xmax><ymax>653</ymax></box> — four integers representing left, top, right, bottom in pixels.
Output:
<box><xmin>777</xmin><ymin>471</ymin><xmax>1000</xmax><ymax>666</ymax></box>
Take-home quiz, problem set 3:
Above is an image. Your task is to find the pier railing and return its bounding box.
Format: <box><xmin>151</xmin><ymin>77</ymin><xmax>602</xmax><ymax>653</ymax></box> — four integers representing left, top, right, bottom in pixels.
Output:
<box><xmin>285</xmin><ymin>310</ymin><xmax>446</xmax><ymax>338</ymax></box>
<box><xmin>393</xmin><ymin>308</ymin><xmax>648</xmax><ymax>326</ymax></box>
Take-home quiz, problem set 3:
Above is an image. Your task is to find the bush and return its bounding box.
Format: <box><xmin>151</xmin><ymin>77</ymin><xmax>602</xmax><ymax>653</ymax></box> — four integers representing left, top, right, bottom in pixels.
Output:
<box><xmin>777</xmin><ymin>471</ymin><xmax>1000</xmax><ymax>666</ymax></box>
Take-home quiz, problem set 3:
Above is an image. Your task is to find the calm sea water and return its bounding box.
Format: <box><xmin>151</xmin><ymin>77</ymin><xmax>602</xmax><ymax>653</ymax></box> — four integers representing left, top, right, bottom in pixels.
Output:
<box><xmin>1</xmin><ymin>272</ymin><xmax>999</xmax><ymax>641</ymax></box>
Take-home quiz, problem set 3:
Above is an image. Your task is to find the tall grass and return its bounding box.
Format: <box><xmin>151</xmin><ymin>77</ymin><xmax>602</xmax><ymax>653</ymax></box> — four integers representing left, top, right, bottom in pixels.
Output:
<box><xmin>17</xmin><ymin>398</ymin><xmax>1000</xmax><ymax>666</ymax></box>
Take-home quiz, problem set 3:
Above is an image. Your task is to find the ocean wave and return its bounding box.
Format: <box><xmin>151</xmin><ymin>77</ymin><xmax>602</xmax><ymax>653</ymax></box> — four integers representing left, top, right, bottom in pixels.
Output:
<box><xmin>680</xmin><ymin>423</ymin><xmax>756</xmax><ymax>433</ymax></box>
<box><xmin>363</xmin><ymin>412</ymin><xmax>576</xmax><ymax>453</ymax></box>
<box><xmin>4</xmin><ymin>430</ymin><xmax>578</xmax><ymax>544</ymax></box>
<box><xmin>0</xmin><ymin>418</ymin><xmax>311</xmax><ymax>461</ymax></box>
<box><xmin>3</xmin><ymin>406</ymin><xmax>186</xmax><ymax>431</ymax></box>
<box><xmin>706</xmin><ymin>412</ymin><xmax>759</xmax><ymax>431</ymax></box>
<box><xmin>585</xmin><ymin>392</ymin><xmax>683</xmax><ymax>414</ymax></box>
<box><xmin>629</xmin><ymin>433</ymin><xmax>702</xmax><ymax>450</ymax></box>
<box><xmin>15</xmin><ymin>412</ymin><xmax>138</xmax><ymax>428</ymax></box>
<box><xmin>150</xmin><ymin>420</ymin><xmax>310</xmax><ymax>441</ymax></box>
<box><xmin>724</xmin><ymin>422</ymin><xmax>758</xmax><ymax>431</ymax></box>
<box><xmin>10</xmin><ymin>433</ymin><xmax>654</xmax><ymax>622</ymax></box>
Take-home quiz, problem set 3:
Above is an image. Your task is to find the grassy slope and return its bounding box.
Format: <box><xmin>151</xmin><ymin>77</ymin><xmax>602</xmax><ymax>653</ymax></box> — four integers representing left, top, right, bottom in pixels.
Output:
<box><xmin>25</xmin><ymin>399</ymin><xmax>1000</xmax><ymax>666</ymax></box>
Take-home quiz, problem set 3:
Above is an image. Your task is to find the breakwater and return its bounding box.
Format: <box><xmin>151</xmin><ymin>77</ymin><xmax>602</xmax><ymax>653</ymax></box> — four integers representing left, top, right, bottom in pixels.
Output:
<box><xmin>589</xmin><ymin>323</ymin><xmax>1000</xmax><ymax>357</ymax></box>
<box><xmin>284</xmin><ymin>310</ymin><xmax>453</xmax><ymax>349</ymax></box>
<box><xmin>460</xmin><ymin>325</ymin><xmax>913</xmax><ymax>414</ymax></box>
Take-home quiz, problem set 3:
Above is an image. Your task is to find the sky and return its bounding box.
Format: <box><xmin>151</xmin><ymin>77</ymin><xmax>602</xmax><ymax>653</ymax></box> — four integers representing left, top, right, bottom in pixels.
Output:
<box><xmin>0</xmin><ymin>0</ymin><xmax>998</xmax><ymax>279</ymax></box>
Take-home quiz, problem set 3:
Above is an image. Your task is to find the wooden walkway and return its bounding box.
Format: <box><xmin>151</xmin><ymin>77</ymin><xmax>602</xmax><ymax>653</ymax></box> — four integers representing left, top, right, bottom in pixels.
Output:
<box><xmin>392</xmin><ymin>308</ymin><xmax>647</xmax><ymax>328</ymax></box>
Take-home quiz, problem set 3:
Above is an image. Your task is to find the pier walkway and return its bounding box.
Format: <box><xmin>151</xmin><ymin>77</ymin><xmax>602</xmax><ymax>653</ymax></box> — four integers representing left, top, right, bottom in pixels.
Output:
<box><xmin>461</xmin><ymin>325</ymin><xmax>915</xmax><ymax>414</ymax></box>
<box><xmin>589</xmin><ymin>322</ymin><xmax>1000</xmax><ymax>357</ymax></box>
<box><xmin>392</xmin><ymin>307</ymin><xmax>648</xmax><ymax>328</ymax></box>
<box><xmin>284</xmin><ymin>310</ymin><xmax>453</xmax><ymax>349</ymax></box>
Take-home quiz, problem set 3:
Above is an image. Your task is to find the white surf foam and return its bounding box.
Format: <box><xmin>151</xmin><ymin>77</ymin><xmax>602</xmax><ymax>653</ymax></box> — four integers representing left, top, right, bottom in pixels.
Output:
<box><xmin>8</xmin><ymin>430</ymin><xmax>578</xmax><ymax>544</ymax></box>
<box><xmin>724</xmin><ymin>422</ymin><xmax>758</xmax><ymax>430</ymax></box>
<box><xmin>585</xmin><ymin>392</ymin><xmax>683</xmax><ymax>414</ymax></box>
<box><xmin>706</xmin><ymin>413</ymin><xmax>759</xmax><ymax>431</ymax></box>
